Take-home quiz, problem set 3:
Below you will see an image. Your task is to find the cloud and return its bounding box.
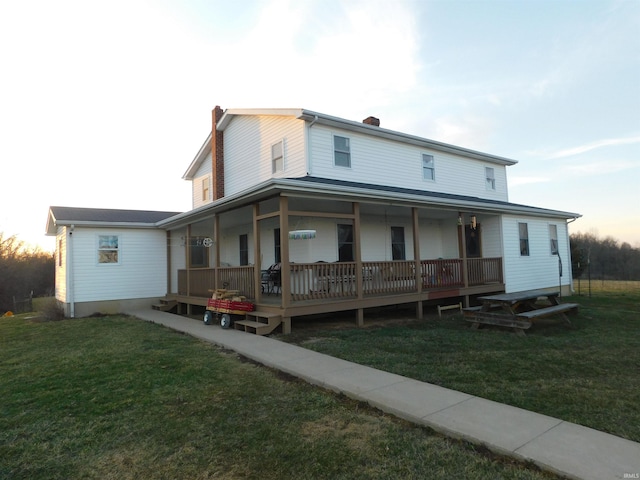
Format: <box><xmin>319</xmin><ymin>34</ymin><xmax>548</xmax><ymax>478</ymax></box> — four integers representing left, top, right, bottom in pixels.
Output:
<box><xmin>560</xmin><ymin>160</ymin><xmax>638</xmax><ymax>176</ymax></box>
<box><xmin>549</xmin><ymin>135</ymin><xmax>640</xmax><ymax>159</ymax></box>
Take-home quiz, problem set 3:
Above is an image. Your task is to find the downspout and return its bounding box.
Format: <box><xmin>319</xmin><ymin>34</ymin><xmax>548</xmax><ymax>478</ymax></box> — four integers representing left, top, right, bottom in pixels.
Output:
<box><xmin>305</xmin><ymin>115</ymin><xmax>319</xmax><ymax>176</ymax></box>
<box><xmin>68</xmin><ymin>224</ymin><xmax>75</xmax><ymax>318</ymax></box>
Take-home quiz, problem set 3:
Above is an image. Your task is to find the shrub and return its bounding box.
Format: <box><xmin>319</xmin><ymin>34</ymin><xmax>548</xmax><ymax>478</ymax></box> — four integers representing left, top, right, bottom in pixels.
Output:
<box><xmin>40</xmin><ymin>298</ymin><xmax>65</xmax><ymax>322</ymax></box>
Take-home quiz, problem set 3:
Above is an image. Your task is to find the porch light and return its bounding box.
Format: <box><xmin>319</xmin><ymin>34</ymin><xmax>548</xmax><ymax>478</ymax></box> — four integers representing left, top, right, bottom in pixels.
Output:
<box><xmin>470</xmin><ymin>215</ymin><xmax>477</xmax><ymax>230</ymax></box>
<box><xmin>288</xmin><ymin>229</ymin><xmax>316</xmax><ymax>240</ymax></box>
<box><xmin>457</xmin><ymin>214</ymin><xmax>463</xmax><ymax>226</ymax></box>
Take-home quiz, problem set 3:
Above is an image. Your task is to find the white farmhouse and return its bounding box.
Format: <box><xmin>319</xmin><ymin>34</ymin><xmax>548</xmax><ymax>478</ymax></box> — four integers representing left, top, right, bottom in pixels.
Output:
<box><xmin>47</xmin><ymin>107</ymin><xmax>580</xmax><ymax>331</ymax></box>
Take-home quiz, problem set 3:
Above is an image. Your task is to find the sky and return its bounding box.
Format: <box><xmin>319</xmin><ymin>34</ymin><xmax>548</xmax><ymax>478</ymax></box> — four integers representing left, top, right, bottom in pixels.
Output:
<box><xmin>1</xmin><ymin>0</ymin><xmax>639</xmax><ymax>252</ymax></box>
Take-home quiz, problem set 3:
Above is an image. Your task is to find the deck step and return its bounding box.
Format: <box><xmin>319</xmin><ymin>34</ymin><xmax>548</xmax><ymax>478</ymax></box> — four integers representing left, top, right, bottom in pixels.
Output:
<box><xmin>152</xmin><ymin>299</ymin><xmax>177</xmax><ymax>312</ymax></box>
<box><xmin>234</xmin><ymin>311</ymin><xmax>282</xmax><ymax>335</ymax></box>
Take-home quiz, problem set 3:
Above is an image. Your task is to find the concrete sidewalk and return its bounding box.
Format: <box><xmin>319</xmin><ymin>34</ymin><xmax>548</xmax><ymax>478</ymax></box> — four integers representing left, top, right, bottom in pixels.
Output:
<box><xmin>128</xmin><ymin>308</ymin><xmax>640</xmax><ymax>480</ymax></box>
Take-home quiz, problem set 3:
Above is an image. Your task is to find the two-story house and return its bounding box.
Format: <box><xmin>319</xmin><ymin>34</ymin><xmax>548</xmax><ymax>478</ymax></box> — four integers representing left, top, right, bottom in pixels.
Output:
<box><xmin>46</xmin><ymin>106</ymin><xmax>580</xmax><ymax>332</ymax></box>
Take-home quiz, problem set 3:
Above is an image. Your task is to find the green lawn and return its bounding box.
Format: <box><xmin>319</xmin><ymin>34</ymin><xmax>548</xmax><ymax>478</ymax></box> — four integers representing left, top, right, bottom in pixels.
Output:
<box><xmin>279</xmin><ymin>287</ymin><xmax>640</xmax><ymax>443</ymax></box>
<box><xmin>1</xmin><ymin>314</ymin><xmax>558</xmax><ymax>479</ymax></box>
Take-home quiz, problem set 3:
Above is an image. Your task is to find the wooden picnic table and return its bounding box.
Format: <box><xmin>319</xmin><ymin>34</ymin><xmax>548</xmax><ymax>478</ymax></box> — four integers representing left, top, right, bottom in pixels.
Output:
<box><xmin>464</xmin><ymin>289</ymin><xmax>579</xmax><ymax>335</ymax></box>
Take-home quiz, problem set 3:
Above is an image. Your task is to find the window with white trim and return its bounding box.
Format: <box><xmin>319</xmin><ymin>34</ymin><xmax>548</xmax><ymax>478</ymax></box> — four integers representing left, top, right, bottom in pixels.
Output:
<box><xmin>549</xmin><ymin>224</ymin><xmax>559</xmax><ymax>255</ymax></box>
<box><xmin>422</xmin><ymin>154</ymin><xmax>435</xmax><ymax>181</ymax></box>
<box><xmin>334</xmin><ymin>135</ymin><xmax>351</xmax><ymax>168</ymax></box>
<box><xmin>201</xmin><ymin>177</ymin><xmax>210</xmax><ymax>202</ymax></box>
<box><xmin>485</xmin><ymin>167</ymin><xmax>496</xmax><ymax>190</ymax></box>
<box><xmin>98</xmin><ymin>235</ymin><xmax>119</xmax><ymax>264</ymax></box>
<box><xmin>519</xmin><ymin>223</ymin><xmax>529</xmax><ymax>256</ymax></box>
<box><xmin>272</xmin><ymin>140</ymin><xmax>284</xmax><ymax>173</ymax></box>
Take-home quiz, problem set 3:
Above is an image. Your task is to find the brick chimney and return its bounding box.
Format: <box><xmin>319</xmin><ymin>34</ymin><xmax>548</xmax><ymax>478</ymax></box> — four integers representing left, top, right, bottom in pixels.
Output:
<box><xmin>212</xmin><ymin>105</ymin><xmax>224</xmax><ymax>200</ymax></box>
<box><xmin>363</xmin><ymin>116</ymin><xmax>380</xmax><ymax>127</ymax></box>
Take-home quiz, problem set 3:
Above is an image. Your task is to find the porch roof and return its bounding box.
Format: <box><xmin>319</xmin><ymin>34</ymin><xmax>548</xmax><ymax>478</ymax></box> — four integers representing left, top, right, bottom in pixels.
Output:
<box><xmin>156</xmin><ymin>176</ymin><xmax>581</xmax><ymax>229</ymax></box>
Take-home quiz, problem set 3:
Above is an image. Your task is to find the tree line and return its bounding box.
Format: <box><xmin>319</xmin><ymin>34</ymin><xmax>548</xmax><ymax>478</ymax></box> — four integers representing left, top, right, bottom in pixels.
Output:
<box><xmin>571</xmin><ymin>232</ymin><xmax>640</xmax><ymax>281</ymax></box>
<box><xmin>0</xmin><ymin>233</ymin><xmax>55</xmax><ymax>313</ymax></box>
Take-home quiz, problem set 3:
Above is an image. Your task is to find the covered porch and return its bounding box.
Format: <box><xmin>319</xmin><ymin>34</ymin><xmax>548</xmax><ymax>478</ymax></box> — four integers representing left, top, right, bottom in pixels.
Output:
<box><xmin>163</xmin><ymin>185</ymin><xmax>506</xmax><ymax>332</ymax></box>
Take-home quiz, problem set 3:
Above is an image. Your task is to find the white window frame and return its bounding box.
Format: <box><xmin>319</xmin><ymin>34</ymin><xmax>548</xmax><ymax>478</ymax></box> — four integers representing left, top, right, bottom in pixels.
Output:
<box><xmin>485</xmin><ymin>167</ymin><xmax>496</xmax><ymax>191</ymax></box>
<box><xmin>98</xmin><ymin>235</ymin><xmax>120</xmax><ymax>264</ymax></box>
<box><xmin>518</xmin><ymin>223</ymin><xmax>529</xmax><ymax>256</ymax></box>
<box><xmin>422</xmin><ymin>154</ymin><xmax>435</xmax><ymax>181</ymax></box>
<box><xmin>201</xmin><ymin>176</ymin><xmax>210</xmax><ymax>202</ymax></box>
<box><xmin>334</xmin><ymin>135</ymin><xmax>351</xmax><ymax>168</ymax></box>
<box><xmin>272</xmin><ymin>140</ymin><xmax>284</xmax><ymax>173</ymax></box>
<box><xmin>549</xmin><ymin>224</ymin><xmax>559</xmax><ymax>255</ymax></box>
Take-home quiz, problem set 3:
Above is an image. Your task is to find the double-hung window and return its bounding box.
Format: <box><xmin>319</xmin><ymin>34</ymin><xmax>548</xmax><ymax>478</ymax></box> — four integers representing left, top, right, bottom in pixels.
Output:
<box><xmin>485</xmin><ymin>167</ymin><xmax>496</xmax><ymax>190</ymax></box>
<box><xmin>272</xmin><ymin>140</ymin><xmax>284</xmax><ymax>173</ymax></box>
<box><xmin>98</xmin><ymin>235</ymin><xmax>119</xmax><ymax>264</ymax></box>
<box><xmin>549</xmin><ymin>224</ymin><xmax>559</xmax><ymax>255</ymax></box>
<box><xmin>334</xmin><ymin>135</ymin><xmax>351</xmax><ymax>168</ymax></box>
<box><xmin>519</xmin><ymin>223</ymin><xmax>530</xmax><ymax>256</ymax></box>
<box><xmin>201</xmin><ymin>177</ymin><xmax>210</xmax><ymax>202</ymax></box>
<box><xmin>422</xmin><ymin>154</ymin><xmax>435</xmax><ymax>181</ymax></box>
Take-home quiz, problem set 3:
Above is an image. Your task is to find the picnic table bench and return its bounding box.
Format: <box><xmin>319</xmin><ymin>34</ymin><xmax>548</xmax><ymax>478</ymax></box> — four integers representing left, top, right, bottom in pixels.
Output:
<box><xmin>463</xmin><ymin>289</ymin><xmax>578</xmax><ymax>335</ymax></box>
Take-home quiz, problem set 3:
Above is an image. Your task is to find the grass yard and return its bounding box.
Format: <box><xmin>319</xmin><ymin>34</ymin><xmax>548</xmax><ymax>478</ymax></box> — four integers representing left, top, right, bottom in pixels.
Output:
<box><xmin>279</xmin><ymin>286</ymin><xmax>640</xmax><ymax>443</ymax></box>
<box><xmin>0</xmin><ymin>314</ymin><xmax>559</xmax><ymax>480</ymax></box>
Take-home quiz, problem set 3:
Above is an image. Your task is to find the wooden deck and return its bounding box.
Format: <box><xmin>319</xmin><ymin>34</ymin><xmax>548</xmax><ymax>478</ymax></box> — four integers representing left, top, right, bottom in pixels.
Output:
<box><xmin>169</xmin><ymin>258</ymin><xmax>504</xmax><ymax>332</ymax></box>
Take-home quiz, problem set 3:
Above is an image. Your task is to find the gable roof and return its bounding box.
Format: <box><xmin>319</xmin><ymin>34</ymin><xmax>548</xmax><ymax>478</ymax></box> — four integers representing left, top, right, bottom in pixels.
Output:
<box><xmin>182</xmin><ymin>108</ymin><xmax>518</xmax><ymax>180</ymax></box>
<box><xmin>46</xmin><ymin>206</ymin><xmax>181</xmax><ymax>235</ymax></box>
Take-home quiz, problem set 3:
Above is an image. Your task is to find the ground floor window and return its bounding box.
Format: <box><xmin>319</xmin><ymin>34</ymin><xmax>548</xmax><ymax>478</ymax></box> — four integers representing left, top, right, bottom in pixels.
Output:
<box><xmin>239</xmin><ymin>234</ymin><xmax>249</xmax><ymax>266</ymax></box>
<box><xmin>98</xmin><ymin>235</ymin><xmax>119</xmax><ymax>264</ymax></box>
<box><xmin>519</xmin><ymin>223</ymin><xmax>530</xmax><ymax>256</ymax></box>
<box><xmin>274</xmin><ymin>228</ymin><xmax>281</xmax><ymax>263</ymax></box>
<box><xmin>337</xmin><ymin>224</ymin><xmax>354</xmax><ymax>262</ymax></box>
<box><xmin>391</xmin><ymin>226</ymin><xmax>406</xmax><ymax>260</ymax></box>
<box><xmin>189</xmin><ymin>237</ymin><xmax>208</xmax><ymax>268</ymax></box>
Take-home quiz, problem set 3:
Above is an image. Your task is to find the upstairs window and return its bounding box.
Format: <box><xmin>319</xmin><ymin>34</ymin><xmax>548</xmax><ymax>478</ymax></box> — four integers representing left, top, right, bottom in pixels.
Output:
<box><xmin>485</xmin><ymin>167</ymin><xmax>496</xmax><ymax>190</ymax></box>
<box><xmin>272</xmin><ymin>141</ymin><xmax>284</xmax><ymax>173</ymax></box>
<box><xmin>549</xmin><ymin>224</ymin><xmax>559</xmax><ymax>255</ymax></box>
<box><xmin>391</xmin><ymin>226</ymin><xmax>406</xmax><ymax>260</ymax></box>
<box><xmin>201</xmin><ymin>177</ymin><xmax>210</xmax><ymax>202</ymax></box>
<box><xmin>422</xmin><ymin>154</ymin><xmax>435</xmax><ymax>181</ymax></box>
<box><xmin>334</xmin><ymin>135</ymin><xmax>351</xmax><ymax>168</ymax></box>
<box><xmin>519</xmin><ymin>223</ymin><xmax>530</xmax><ymax>256</ymax></box>
<box><xmin>98</xmin><ymin>235</ymin><xmax>119</xmax><ymax>264</ymax></box>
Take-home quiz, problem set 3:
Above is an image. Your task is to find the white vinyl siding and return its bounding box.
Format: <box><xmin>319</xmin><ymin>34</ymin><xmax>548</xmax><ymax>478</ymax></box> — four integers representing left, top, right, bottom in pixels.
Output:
<box><xmin>68</xmin><ymin>228</ymin><xmax>168</xmax><ymax>302</ymax></box>
<box><xmin>223</xmin><ymin>115</ymin><xmax>306</xmax><ymax>196</ymax></box>
<box><xmin>309</xmin><ymin>126</ymin><xmax>509</xmax><ymax>201</ymax></box>
<box><xmin>55</xmin><ymin>227</ymin><xmax>67</xmax><ymax>302</ymax></box>
<box><xmin>502</xmin><ymin>216</ymin><xmax>572</xmax><ymax>292</ymax></box>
